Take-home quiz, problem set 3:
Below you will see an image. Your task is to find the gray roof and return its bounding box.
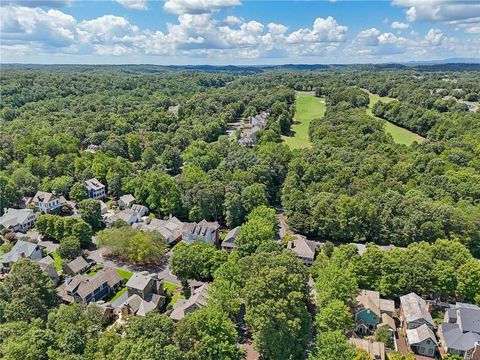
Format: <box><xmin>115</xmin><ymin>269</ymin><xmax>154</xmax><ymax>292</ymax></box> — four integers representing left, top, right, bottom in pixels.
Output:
<box><xmin>441</xmin><ymin>323</ymin><xmax>480</xmax><ymax>352</ymax></box>
<box><xmin>126</xmin><ymin>272</ymin><xmax>156</xmax><ymax>292</ymax></box>
<box><xmin>456</xmin><ymin>302</ymin><xmax>480</xmax><ymax>311</ymax></box>
<box><xmin>123</xmin><ymin>293</ymin><xmax>162</xmax><ymax>316</ymax></box>
<box><xmin>458</xmin><ymin>308</ymin><xmax>480</xmax><ymax>334</ymax></box>
<box><xmin>170</xmin><ymin>283</ymin><xmax>208</xmax><ymax>320</ymax></box>
<box><xmin>287</xmin><ymin>235</ymin><xmax>317</xmax><ymax>260</ymax></box>
<box><xmin>1</xmin><ymin>240</ymin><xmax>43</xmax><ymax>263</ymax></box>
<box><xmin>131</xmin><ymin>204</ymin><xmax>148</xmax><ymax>213</ymax></box>
<box><xmin>84</xmin><ymin>178</ymin><xmax>105</xmax><ymax>191</ymax></box>
<box><xmin>400</xmin><ymin>292</ymin><xmax>434</xmax><ymax>326</ymax></box>
<box><xmin>133</xmin><ymin>217</ymin><xmax>184</xmax><ymax>243</ymax></box>
<box><xmin>222</xmin><ymin>226</ymin><xmax>240</xmax><ymax>248</ymax></box>
<box><xmin>406</xmin><ymin>324</ymin><xmax>437</xmax><ymax>345</ymax></box>
<box><xmin>0</xmin><ymin>208</ymin><xmax>34</xmax><ymax>228</ymax></box>
<box><xmin>65</xmin><ymin>256</ymin><xmax>89</xmax><ymax>274</ymax></box>
<box><xmin>75</xmin><ymin>268</ymin><xmax>121</xmax><ymax>299</ymax></box>
<box><xmin>119</xmin><ymin>194</ymin><xmax>135</xmax><ymax>204</ymax></box>
<box><xmin>185</xmin><ymin>220</ymin><xmax>220</xmax><ymax>237</ymax></box>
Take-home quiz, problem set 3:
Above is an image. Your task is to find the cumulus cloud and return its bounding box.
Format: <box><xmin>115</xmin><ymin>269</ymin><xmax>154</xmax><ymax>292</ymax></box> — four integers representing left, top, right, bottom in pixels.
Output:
<box><xmin>391</xmin><ymin>21</ymin><xmax>409</xmax><ymax>29</ymax></box>
<box><xmin>0</xmin><ymin>6</ymin><xmax>76</xmax><ymax>46</ymax></box>
<box><xmin>0</xmin><ymin>0</ymin><xmax>72</xmax><ymax>7</ymax></box>
<box><xmin>393</xmin><ymin>0</ymin><xmax>480</xmax><ymax>22</ymax></box>
<box><xmin>286</xmin><ymin>16</ymin><xmax>347</xmax><ymax>44</ymax></box>
<box><xmin>164</xmin><ymin>0</ymin><xmax>241</xmax><ymax>15</ymax></box>
<box><xmin>115</xmin><ymin>0</ymin><xmax>148</xmax><ymax>10</ymax></box>
<box><xmin>392</xmin><ymin>0</ymin><xmax>480</xmax><ymax>34</ymax></box>
<box><xmin>425</xmin><ymin>28</ymin><xmax>444</xmax><ymax>45</ymax></box>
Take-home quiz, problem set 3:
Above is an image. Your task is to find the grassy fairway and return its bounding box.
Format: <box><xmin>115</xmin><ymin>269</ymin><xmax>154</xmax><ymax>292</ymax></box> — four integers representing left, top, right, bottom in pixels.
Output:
<box><xmin>282</xmin><ymin>93</ymin><xmax>326</xmax><ymax>149</ymax></box>
<box><xmin>365</xmin><ymin>91</ymin><xmax>425</xmax><ymax>146</ymax></box>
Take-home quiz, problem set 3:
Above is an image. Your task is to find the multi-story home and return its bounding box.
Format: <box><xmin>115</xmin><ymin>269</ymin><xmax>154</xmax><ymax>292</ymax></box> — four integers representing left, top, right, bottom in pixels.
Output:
<box><xmin>0</xmin><ymin>208</ymin><xmax>35</xmax><ymax>233</ymax></box>
<box><xmin>84</xmin><ymin>178</ymin><xmax>106</xmax><ymax>200</ymax></box>
<box><xmin>170</xmin><ymin>283</ymin><xmax>208</xmax><ymax>320</ymax></box>
<box><xmin>286</xmin><ymin>234</ymin><xmax>319</xmax><ymax>265</ymax></box>
<box><xmin>182</xmin><ymin>220</ymin><xmax>220</xmax><ymax>245</ymax></box>
<box><xmin>120</xmin><ymin>271</ymin><xmax>166</xmax><ymax>317</ymax></box>
<box><xmin>30</xmin><ymin>191</ymin><xmax>64</xmax><ymax>213</ymax></box>
<box><xmin>439</xmin><ymin>303</ymin><xmax>480</xmax><ymax>360</ymax></box>
<box><xmin>400</xmin><ymin>292</ymin><xmax>437</xmax><ymax>358</ymax></box>
<box><xmin>355</xmin><ymin>289</ymin><xmax>395</xmax><ymax>335</ymax></box>
<box><xmin>0</xmin><ymin>240</ymin><xmax>45</xmax><ymax>272</ymax></box>
<box><xmin>58</xmin><ymin>268</ymin><xmax>121</xmax><ymax>304</ymax></box>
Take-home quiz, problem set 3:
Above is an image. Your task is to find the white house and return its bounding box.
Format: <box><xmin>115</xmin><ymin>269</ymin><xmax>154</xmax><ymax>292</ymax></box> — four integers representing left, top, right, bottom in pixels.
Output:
<box><xmin>30</xmin><ymin>191</ymin><xmax>64</xmax><ymax>213</ymax></box>
<box><xmin>0</xmin><ymin>240</ymin><xmax>45</xmax><ymax>272</ymax></box>
<box><xmin>0</xmin><ymin>208</ymin><xmax>36</xmax><ymax>233</ymax></box>
<box><xmin>182</xmin><ymin>220</ymin><xmax>220</xmax><ymax>245</ymax></box>
<box><xmin>84</xmin><ymin>178</ymin><xmax>106</xmax><ymax>200</ymax></box>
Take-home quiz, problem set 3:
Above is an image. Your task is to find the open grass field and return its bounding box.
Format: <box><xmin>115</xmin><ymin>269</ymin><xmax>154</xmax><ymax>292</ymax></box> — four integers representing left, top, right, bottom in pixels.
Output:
<box><xmin>282</xmin><ymin>93</ymin><xmax>326</xmax><ymax>149</ymax></box>
<box><xmin>365</xmin><ymin>91</ymin><xmax>426</xmax><ymax>146</ymax></box>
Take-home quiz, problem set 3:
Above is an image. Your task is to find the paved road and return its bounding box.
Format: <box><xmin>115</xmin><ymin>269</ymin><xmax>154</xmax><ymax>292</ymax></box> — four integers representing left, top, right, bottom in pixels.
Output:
<box><xmin>88</xmin><ymin>247</ymin><xmax>181</xmax><ymax>285</ymax></box>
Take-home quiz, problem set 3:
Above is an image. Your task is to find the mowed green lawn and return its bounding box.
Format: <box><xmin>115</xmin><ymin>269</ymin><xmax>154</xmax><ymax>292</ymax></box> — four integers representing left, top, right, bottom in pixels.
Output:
<box><xmin>365</xmin><ymin>91</ymin><xmax>425</xmax><ymax>146</ymax></box>
<box><xmin>282</xmin><ymin>93</ymin><xmax>326</xmax><ymax>149</ymax></box>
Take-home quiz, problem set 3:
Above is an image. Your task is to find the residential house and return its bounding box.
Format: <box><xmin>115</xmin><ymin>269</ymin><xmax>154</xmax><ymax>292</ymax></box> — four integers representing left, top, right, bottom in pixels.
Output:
<box><xmin>63</xmin><ymin>256</ymin><xmax>90</xmax><ymax>276</ymax></box>
<box><xmin>38</xmin><ymin>256</ymin><xmax>59</xmax><ymax>284</ymax></box>
<box><xmin>86</xmin><ymin>144</ymin><xmax>100</xmax><ymax>153</ymax></box>
<box><xmin>120</xmin><ymin>271</ymin><xmax>166</xmax><ymax>317</ymax></box>
<box><xmin>221</xmin><ymin>226</ymin><xmax>239</xmax><ymax>253</ymax></box>
<box><xmin>182</xmin><ymin>220</ymin><xmax>220</xmax><ymax>245</ymax></box>
<box><xmin>30</xmin><ymin>191</ymin><xmax>64</xmax><ymax>213</ymax></box>
<box><xmin>286</xmin><ymin>234</ymin><xmax>318</xmax><ymax>265</ymax></box>
<box><xmin>84</xmin><ymin>178</ymin><xmax>106</xmax><ymax>200</ymax></box>
<box><xmin>400</xmin><ymin>292</ymin><xmax>434</xmax><ymax>330</ymax></box>
<box><xmin>133</xmin><ymin>216</ymin><xmax>184</xmax><ymax>244</ymax></box>
<box><xmin>0</xmin><ymin>240</ymin><xmax>45</xmax><ymax>273</ymax></box>
<box><xmin>99</xmin><ymin>200</ymin><xmax>108</xmax><ymax>215</ymax></box>
<box><xmin>355</xmin><ymin>289</ymin><xmax>395</xmax><ymax>335</ymax></box>
<box><xmin>118</xmin><ymin>194</ymin><xmax>135</xmax><ymax>209</ymax></box>
<box><xmin>0</xmin><ymin>208</ymin><xmax>35</xmax><ymax>233</ymax></box>
<box><xmin>406</xmin><ymin>324</ymin><xmax>438</xmax><ymax>357</ymax></box>
<box><xmin>104</xmin><ymin>209</ymin><xmax>139</xmax><ymax>227</ymax></box>
<box><xmin>131</xmin><ymin>204</ymin><xmax>148</xmax><ymax>217</ymax></box>
<box><xmin>170</xmin><ymin>283</ymin><xmax>208</xmax><ymax>321</ymax></box>
<box><xmin>349</xmin><ymin>338</ymin><xmax>385</xmax><ymax>360</ymax></box>
<box><xmin>238</xmin><ymin>111</ymin><xmax>269</xmax><ymax>147</ymax></box>
<box><xmin>439</xmin><ymin>303</ymin><xmax>480</xmax><ymax>359</ymax></box>
<box><xmin>58</xmin><ymin>267</ymin><xmax>121</xmax><ymax>304</ymax></box>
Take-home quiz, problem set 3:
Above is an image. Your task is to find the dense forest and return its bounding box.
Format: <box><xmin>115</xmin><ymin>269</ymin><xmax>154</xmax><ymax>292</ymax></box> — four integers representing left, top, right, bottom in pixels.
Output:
<box><xmin>1</xmin><ymin>64</ymin><xmax>479</xmax><ymax>359</ymax></box>
<box><xmin>3</xmin><ymin>64</ymin><xmax>478</xmax><ymax>254</ymax></box>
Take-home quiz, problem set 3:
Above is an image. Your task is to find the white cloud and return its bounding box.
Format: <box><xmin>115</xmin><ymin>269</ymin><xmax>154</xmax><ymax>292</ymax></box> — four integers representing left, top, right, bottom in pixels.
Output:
<box><xmin>164</xmin><ymin>0</ymin><xmax>241</xmax><ymax>15</ymax></box>
<box><xmin>94</xmin><ymin>44</ymin><xmax>130</xmax><ymax>55</ymax></box>
<box><xmin>267</xmin><ymin>23</ymin><xmax>288</xmax><ymax>35</ymax></box>
<box><xmin>391</xmin><ymin>21</ymin><xmax>409</xmax><ymax>29</ymax></box>
<box><xmin>393</xmin><ymin>0</ymin><xmax>480</xmax><ymax>22</ymax></box>
<box><xmin>0</xmin><ymin>1</ymin><xmax>72</xmax><ymax>7</ymax></box>
<box><xmin>286</xmin><ymin>16</ymin><xmax>347</xmax><ymax>44</ymax></box>
<box><xmin>425</xmin><ymin>28</ymin><xmax>444</xmax><ymax>45</ymax></box>
<box><xmin>357</xmin><ymin>28</ymin><xmax>381</xmax><ymax>46</ymax></box>
<box><xmin>392</xmin><ymin>0</ymin><xmax>480</xmax><ymax>34</ymax></box>
<box><xmin>115</xmin><ymin>0</ymin><xmax>148</xmax><ymax>10</ymax></box>
<box><xmin>224</xmin><ymin>15</ymin><xmax>242</xmax><ymax>26</ymax></box>
<box><xmin>78</xmin><ymin>15</ymin><xmax>140</xmax><ymax>43</ymax></box>
<box><xmin>0</xmin><ymin>6</ymin><xmax>76</xmax><ymax>46</ymax></box>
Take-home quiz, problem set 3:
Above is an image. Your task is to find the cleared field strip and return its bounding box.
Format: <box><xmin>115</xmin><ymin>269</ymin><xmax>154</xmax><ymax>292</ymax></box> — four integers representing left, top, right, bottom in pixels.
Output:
<box><xmin>282</xmin><ymin>93</ymin><xmax>326</xmax><ymax>149</ymax></box>
<box><xmin>365</xmin><ymin>91</ymin><xmax>426</xmax><ymax>146</ymax></box>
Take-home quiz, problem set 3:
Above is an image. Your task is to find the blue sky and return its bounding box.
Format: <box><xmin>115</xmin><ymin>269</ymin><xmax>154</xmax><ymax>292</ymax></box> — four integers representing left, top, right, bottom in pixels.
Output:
<box><xmin>1</xmin><ymin>0</ymin><xmax>479</xmax><ymax>64</ymax></box>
